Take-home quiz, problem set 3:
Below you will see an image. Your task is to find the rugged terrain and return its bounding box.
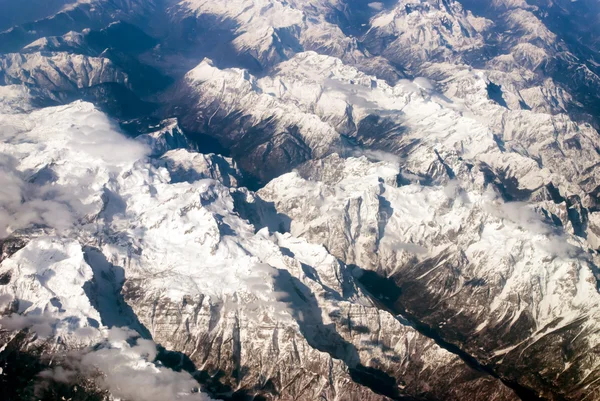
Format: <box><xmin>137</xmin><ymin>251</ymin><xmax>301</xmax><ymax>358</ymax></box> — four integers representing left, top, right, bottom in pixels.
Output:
<box><xmin>2</xmin><ymin>1</ymin><xmax>600</xmax><ymax>400</ymax></box>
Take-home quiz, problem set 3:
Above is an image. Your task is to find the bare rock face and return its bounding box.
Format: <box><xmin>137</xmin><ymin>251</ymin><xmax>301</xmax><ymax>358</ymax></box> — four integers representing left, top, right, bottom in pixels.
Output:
<box><xmin>157</xmin><ymin>149</ymin><xmax>241</xmax><ymax>186</ymax></box>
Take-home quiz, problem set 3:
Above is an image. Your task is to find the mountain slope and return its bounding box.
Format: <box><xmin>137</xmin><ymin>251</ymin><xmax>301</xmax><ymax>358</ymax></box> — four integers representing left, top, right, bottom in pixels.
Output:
<box><xmin>0</xmin><ymin>101</ymin><xmax>518</xmax><ymax>400</ymax></box>
<box><xmin>2</xmin><ymin>1</ymin><xmax>600</xmax><ymax>400</ymax></box>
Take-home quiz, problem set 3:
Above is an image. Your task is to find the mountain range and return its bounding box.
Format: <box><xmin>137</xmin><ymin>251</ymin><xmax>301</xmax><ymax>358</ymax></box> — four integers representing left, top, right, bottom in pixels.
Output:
<box><xmin>2</xmin><ymin>1</ymin><xmax>600</xmax><ymax>400</ymax></box>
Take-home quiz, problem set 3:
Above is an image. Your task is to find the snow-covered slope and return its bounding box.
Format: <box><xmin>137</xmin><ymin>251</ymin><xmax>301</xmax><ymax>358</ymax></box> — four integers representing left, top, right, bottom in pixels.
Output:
<box><xmin>0</xmin><ymin>52</ymin><xmax>128</xmax><ymax>92</ymax></box>
<box><xmin>260</xmin><ymin>154</ymin><xmax>600</xmax><ymax>399</ymax></box>
<box><xmin>173</xmin><ymin>50</ymin><xmax>600</xmax><ymax>247</ymax></box>
<box><xmin>135</xmin><ymin>118</ymin><xmax>195</xmax><ymax>157</ymax></box>
<box><xmin>168</xmin><ymin>0</ymin><xmax>402</xmax><ymax>80</ymax></box>
<box><xmin>362</xmin><ymin>0</ymin><xmax>600</xmax><ymax>127</ymax></box>
<box><xmin>3</xmin><ymin>1</ymin><xmax>600</xmax><ymax>400</ymax></box>
<box><xmin>22</xmin><ymin>31</ymin><xmax>89</xmax><ymax>54</ymax></box>
<box><xmin>0</xmin><ymin>0</ymin><xmax>157</xmax><ymax>54</ymax></box>
<box><xmin>169</xmin><ymin>58</ymin><xmax>342</xmax><ymax>181</ymax></box>
<box><xmin>364</xmin><ymin>0</ymin><xmax>491</xmax><ymax>69</ymax></box>
<box><xmin>0</xmin><ymin>102</ymin><xmax>518</xmax><ymax>400</ymax></box>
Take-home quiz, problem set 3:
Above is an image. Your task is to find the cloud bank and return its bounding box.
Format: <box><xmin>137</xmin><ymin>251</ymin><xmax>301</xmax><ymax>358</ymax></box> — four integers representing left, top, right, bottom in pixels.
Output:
<box><xmin>37</xmin><ymin>327</ymin><xmax>218</xmax><ymax>401</ymax></box>
<box><xmin>0</xmin><ymin>101</ymin><xmax>148</xmax><ymax>238</ymax></box>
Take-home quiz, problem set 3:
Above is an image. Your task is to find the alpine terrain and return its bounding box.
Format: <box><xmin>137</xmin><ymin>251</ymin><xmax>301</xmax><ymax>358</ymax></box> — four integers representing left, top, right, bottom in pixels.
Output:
<box><xmin>1</xmin><ymin>1</ymin><xmax>600</xmax><ymax>400</ymax></box>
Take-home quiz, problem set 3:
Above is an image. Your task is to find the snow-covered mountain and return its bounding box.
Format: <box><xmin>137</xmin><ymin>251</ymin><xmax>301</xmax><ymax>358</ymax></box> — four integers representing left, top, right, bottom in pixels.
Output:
<box><xmin>2</xmin><ymin>1</ymin><xmax>600</xmax><ymax>400</ymax></box>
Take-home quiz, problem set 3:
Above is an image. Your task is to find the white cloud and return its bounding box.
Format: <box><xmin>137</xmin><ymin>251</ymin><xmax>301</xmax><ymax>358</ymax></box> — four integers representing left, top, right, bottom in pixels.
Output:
<box><xmin>351</xmin><ymin>148</ymin><xmax>403</xmax><ymax>166</ymax></box>
<box><xmin>397</xmin><ymin>77</ymin><xmax>435</xmax><ymax>94</ymax></box>
<box><xmin>0</xmin><ymin>102</ymin><xmax>148</xmax><ymax>239</ymax></box>
<box><xmin>483</xmin><ymin>189</ymin><xmax>582</xmax><ymax>259</ymax></box>
<box><xmin>0</xmin><ymin>313</ymin><xmax>58</xmax><ymax>338</ymax></box>
<box><xmin>0</xmin><ymin>156</ymin><xmax>81</xmax><ymax>237</ymax></box>
<box><xmin>38</xmin><ymin>327</ymin><xmax>218</xmax><ymax>401</ymax></box>
<box><xmin>0</xmin><ymin>293</ymin><xmax>13</xmax><ymax>309</ymax></box>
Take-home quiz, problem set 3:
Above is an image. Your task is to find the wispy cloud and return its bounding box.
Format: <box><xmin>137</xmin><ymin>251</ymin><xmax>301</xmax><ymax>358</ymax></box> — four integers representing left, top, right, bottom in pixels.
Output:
<box><xmin>0</xmin><ymin>155</ymin><xmax>86</xmax><ymax>238</ymax></box>
<box><xmin>0</xmin><ymin>102</ymin><xmax>148</xmax><ymax>238</ymax></box>
<box><xmin>37</xmin><ymin>327</ymin><xmax>218</xmax><ymax>401</ymax></box>
<box><xmin>368</xmin><ymin>2</ymin><xmax>384</xmax><ymax>11</ymax></box>
<box><xmin>0</xmin><ymin>312</ymin><xmax>57</xmax><ymax>338</ymax></box>
<box><xmin>483</xmin><ymin>189</ymin><xmax>582</xmax><ymax>259</ymax></box>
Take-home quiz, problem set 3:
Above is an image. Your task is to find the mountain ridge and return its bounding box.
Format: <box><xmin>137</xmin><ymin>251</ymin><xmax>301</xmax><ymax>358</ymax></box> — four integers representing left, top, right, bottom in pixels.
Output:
<box><xmin>1</xmin><ymin>1</ymin><xmax>600</xmax><ymax>400</ymax></box>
